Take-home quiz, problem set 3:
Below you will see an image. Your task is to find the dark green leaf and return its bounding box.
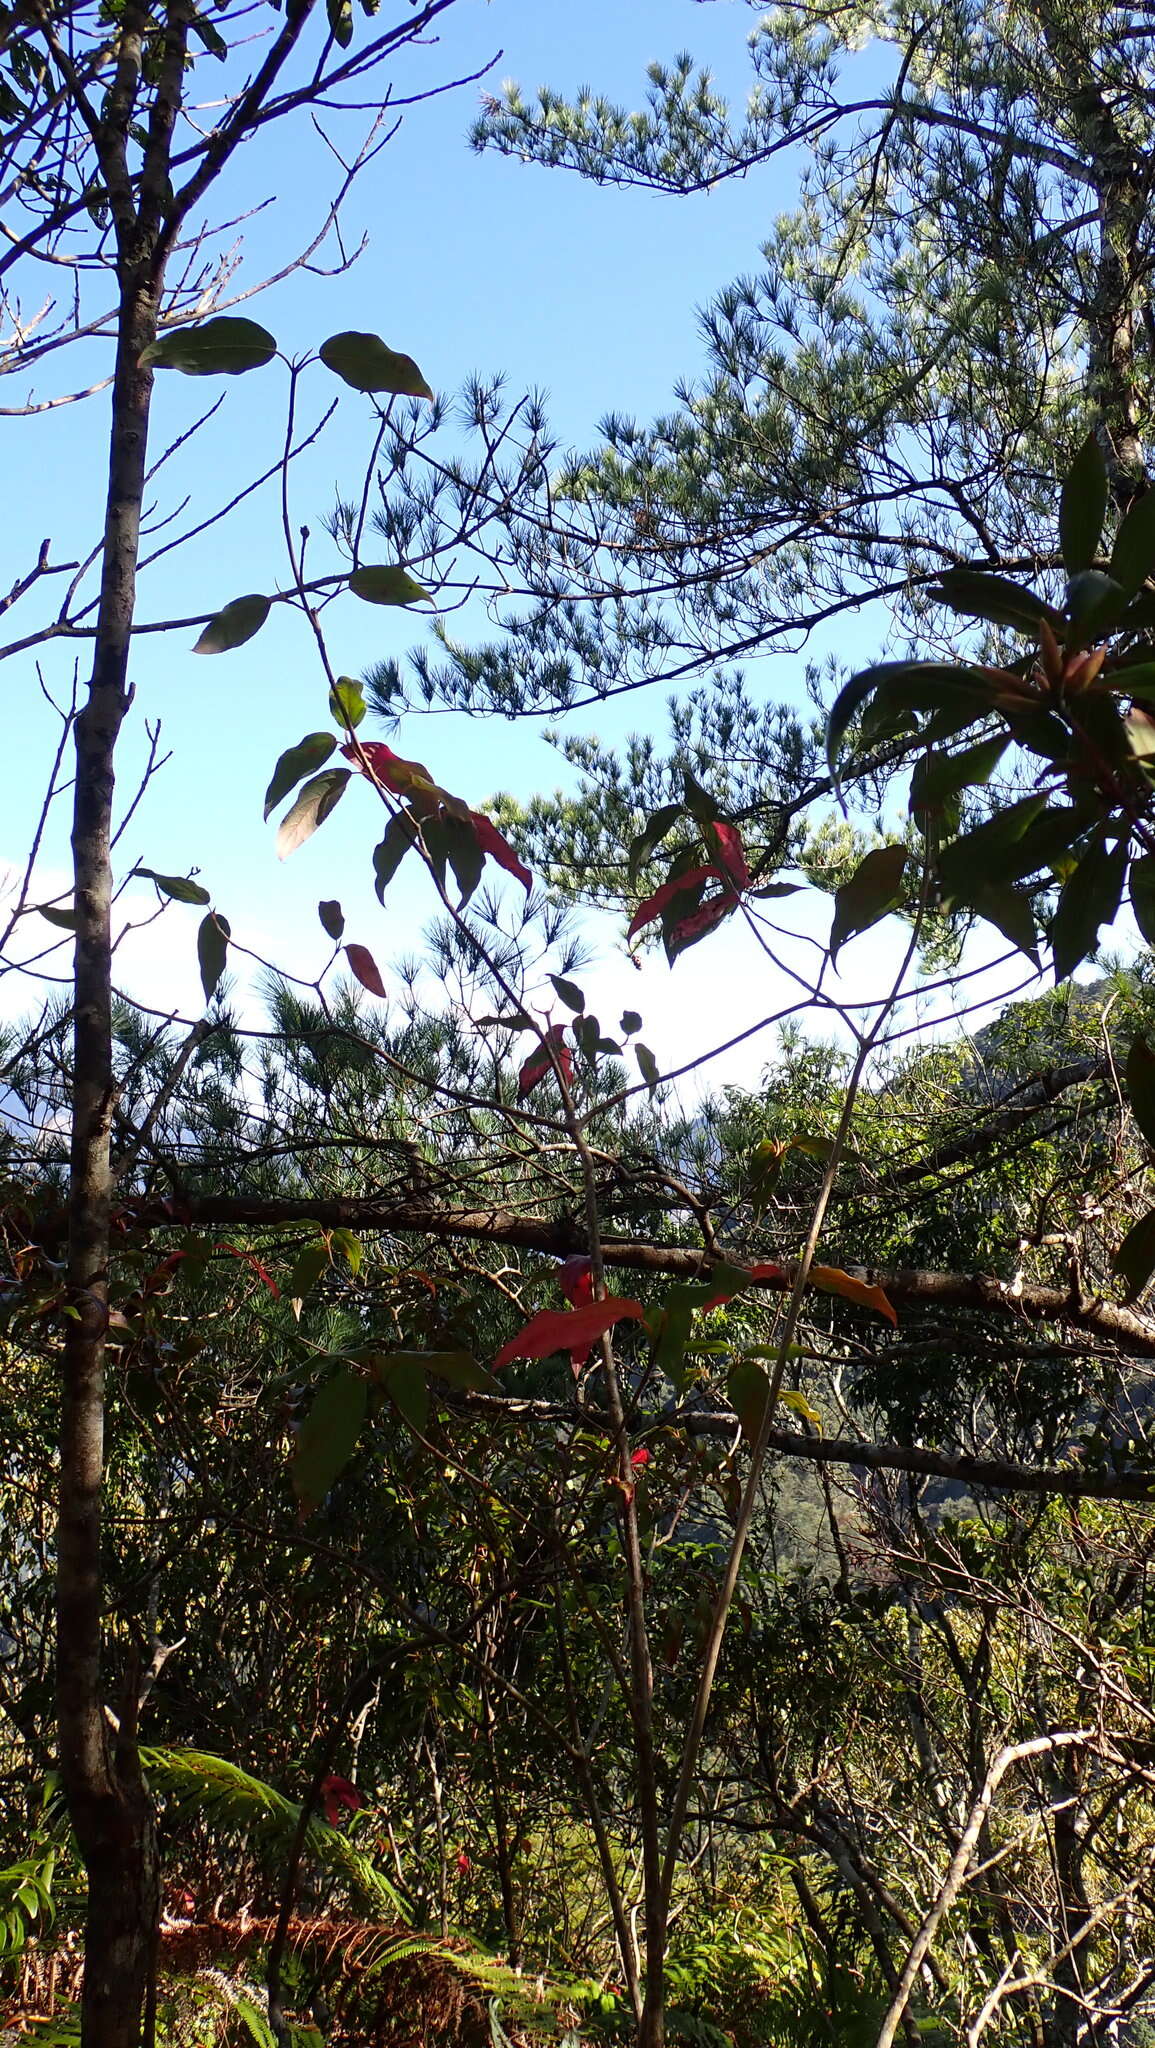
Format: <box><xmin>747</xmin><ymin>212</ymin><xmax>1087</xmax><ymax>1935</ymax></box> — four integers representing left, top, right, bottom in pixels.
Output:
<box><xmin>681</xmin><ymin>768</ymin><xmax>719</xmax><ymax>825</ymax></box>
<box><xmin>189</xmin><ymin>11</ymin><xmax>227</xmax><ymax>56</ymax></box>
<box><xmin>275</xmin><ymin>769</ymin><xmax>350</xmax><ymax>860</ymax></box>
<box><xmin>1112</xmin><ymin>1208</ymin><xmax>1155</xmax><ymax>1302</ymax></box>
<box><xmin>37</xmin><ymin>904</ymin><xmax>76</xmax><ymax>930</ymax></box>
<box><xmin>1060</xmin><ymin>432</ymin><xmax>1108</xmax><ymax>575</ymax></box>
<box><xmin>910</xmin><ymin>734</ymin><xmax>1009</xmax><ymax>822</ymax></box>
<box><xmin>348</xmin><ymin>564</ymin><xmax>433</xmax><ymax>608</ymax></box>
<box><xmin>1049</xmin><ymin>833</ymin><xmax>1126</xmax><ymax>981</ymax></box>
<box><xmin>826</xmin><ymin>661</ymin><xmax>995</xmax><ymax>775</ymax></box>
<box><xmin>576</xmin><ymin>1014</ymin><xmax>601</xmax><ymax>1064</ymax></box>
<box><xmin>1067</xmin><ymin>569</ymin><xmax>1127</xmax><ymax>635</ymax></box>
<box><xmin>727</xmin><ymin>1359</ymin><xmax>770</xmax><ymax>1447</ymax></box>
<box><xmin>968</xmin><ymin>885</ymin><xmax>1039</xmax><ymax>964</ymax></box>
<box><xmin>373</xmin><ymin>813</ymin><xmax>418</xmax><ymax>901</ymax></box>
<box><xmin>379</xmin><ymin>1358</ymin><xmax>429</xmax><ymax>1436</ymax></box>
<box><xmin>292</xmin><ymin>1369</ymin><xmax>368</xmax><ymax>1514</ymax></box>
<box><xmin>142</xmin><ymin>317</ymin><xmax>277</xmax><ymax>376</ymax></box>
<box><xmin>263</xmin><ymin>732</ymin><xmax>337</xmax><ymax>821</ymax></box>
<box><xmin>288</xmin><ymin>1240</ymin><xmax>330</xmax><ymax>1302</ymax></box>
<box><xmin>930</xmin><ymin>569</ymin><xmax>1063</xmax><ymax>633</ymax></box>
<box><xmin>318</xmin><ymin>899</ymin><xmax>344</xmax><ymax>942</ymax></box>
<box><xmin>329</xmin><ymin>676</ymin><xmax>366</xmax><ymax>729</ymax></box>
<box><xmin>318</xmin><ymin>331</ymin><xmax>433</xmax><ymax>399</ymax></box>
<box><xmin>550</xmin><ymin>975</ymin><xmax>586</xmax><ymax>1013</ymax></box>
<box><xmin>627</xmin><ymin>802</ymin><xmax>682</xmax><ymax>885</ymax></box>
<box><xmin>619</xmin><ymin>1010</ymin><xmax>642</xmax><ymax>1037</ymax></box>
<box><xmin>383</xmin><ymin>1349</ymin><xmax>495</xmax><ymax>1393</ymax></box>
<box><xmin>1110</xmin><ymin>488</ymin><xmax>1155</xmax><ymax>595</ymax></box>
<box><xmin>1126</xmin><ymin>1037</ymin><xmax>1155</xmax><ymax>1151</ymax></box>
<box><xmin>193</xmin><ymin>593</ymin><xmax>270</xmax><ymax>654</ymax></box>
<box><xmin>830</xmin><ymin>845</ymin><xmax>907</xmax><ymax>965</ymax></box>
<box><xmin>326</xmin><ymin>0</ymin><xmax>353</xmax><ymax>44</ymax></box>
<box><xmin>936</xmin><ymin>794</ymin><xmax>1051</xmax><ymax>900</ymax></box>
<box><xmin>197</xmin><ymin>912</ymin><xmax>230</xmax><ymax>1001</ymax></box>
<box><xmin>1130</xmin><ymin>855</ymin><xmax>1155</xmax><ymax>945</ymax></box>
<box><xmin>135</xmin><ymin>868</ymin><xmax>210</xmax><ymax>905</ymax></box>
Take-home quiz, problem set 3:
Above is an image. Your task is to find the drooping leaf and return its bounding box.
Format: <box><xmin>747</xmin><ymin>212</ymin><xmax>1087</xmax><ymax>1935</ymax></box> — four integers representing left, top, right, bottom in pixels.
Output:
<box><xmin>550</xmin><ymin>975</ymin><xmax>586</xmax><ymax>1012</ymax></box>
<box><xmin>494</xmin><ymin>1297</ymin><xmax>644</xmax><ymax>1371</ymax></box>
<box><xmin>275</xmin><ymin>768</ymin><xmax>350</xmax><ymax>859</ymax></box>
<box><xmin>326</xmin><ymin>0</ymin><xmax>353</xmax><ymax>45</ymax></box>
<box><xmin>1066</xmin><ymin>567</ymin><xmax>1128</xmax><ymax>634</ymax></box>
<box><xmin>318</xmin><ymin>899</ymin><xmax>345</xmax><ymax>941</ymax></box>
<box><xmin>288</xmin><ymin>1240</ymin><xmax>330</xmax><ymax>1304</ymax></box>
<box><xmin>936</xmin><ymin>794</ymin><xmax>1053</xmax><ymax>900</ymax></box>
<box><xmin>681</xmin><ymin>767</ymin><xmax>720</xmax><ymax>824</ymax></box>
<box><xmin>318</xmin><ymin>331</ymin><xmax>434</xmax><ymax>399</ymax></box>
<box><xmin>329</xmin><ymin>676</ymin><xmax>366</xmax><ymax>729</ymax></box>
<box><xmin>134</xmin><ymin>869</ymin><xmax>210</xmax><ymax>905</ymax></box>
<box><xmin>665</xmin><ymin>889</ymin><xmax>735</xmax><ymax>962</ymax></box>
<box><xmin>467</xmin><ymin>809</ymin><xmax>532</xmax><ymax>892</ymax></box>
<box><xmin>829</xmin><ymin>845</ymin><xmax>907</xmax><ymax>965</ymax></box>
<box><xmin>968</xmin><ymin>884</ymin><xmax>1040</xmax><ymax>964</ymax></box>
<box><xmin>627</xmin><ymin>864</ymin><xmax>723</xmax><ymax>941</ymax></box>
<box><xmin>707</xmin><ymin>819</ymin><xmax>750</xmax><ymax>887</ymax></box>
<box><xmin>827</xmin><ymin>662</ymin><xmax>993</xmax><ymax>775</ymax></box>
<box><xmin>909</xmin><ymin>734</ymin><xmax>1009</xmax><ymax>823</ymax></box>
<box><xmin>142</xmin><ymin>317</ymin><xmax>277</xmax><ymax>376</ymax></box>
<box><xmin>1060</xmin><ymin>432</ymin><xmax>1108</xmax><ymax>575</ymax></box>
<box><xmin>517</xmin><ymin>1025</ymin><xmax>572</xmax><ymax>1098</ymax></box>
<box><xmin>728</xmin><ymin>1359</ymin><xmax>774</xmax><ymax>1446</ymax></box>
<box><xmin>808</xmin><ymin>1265</ymin><xmax>897</xmax><ymax>1323</ymax></box>
<box><xmin>378</xmin><ymin>1357</ymin><xmax>430</xmax><ymax>1435</ymax></box>
<box><xmin>627</xmin><ymin>802</ymin><xmax>682</xmax><ymax>885</ymax></box>
<box><xmin>1113</xmin><ymin>1207</ymin><xmax>1155</xmax><ymax>1302</ymax></box>
<box><xmin>1130</xmin><ymin>854</ymin><xmax>1155</xmax><ymax>945</ymax></box>
<box><xmin>1125</xmin><ymin>1037</ymin><xmax>1155</xmax><ymax>1151</ymax></box>
<box><xmin>193</xmin><ymin>593</ymin><xmax>270</xmax><ymax>655</ymax></box>
<box><xmin>373</xmin><ymin>813</ymin><xmax>418</xmax><ymax>900</ymax></box>
<box><xmin>635</xmin><ymin>1043</ymin><xmax>660</xmax><ymax>1093</ymax></box>
<box><xmin>348</xmin><ymin>565</ymin><xmax>433</xmax><ymax>607</ymax></box>
<box><xmin>424</xmin><ymin>812</ymin><xmax>486</xmax><ymax>907</ymax></box>
<box><xmin>345</xmin><ymin>943</ymin><xmax>386</xmax><ymax>997</ymax></box>
<box><xmin>292</xmin><ymin>1369</ymin><xmax>368</xmax><ymax>1515</ymax></box>
<box><xmin>197</xmin><ymin>912</ymin><xmax>230</xmax><ymax>1001</ymax></box>
<box><xmin>558</xmin><ymin>1255</ymin><xmax>594</xmax><ymax>1306</ymax></box>
<box><xmin>930</xmin><ymin>568</ymin><xmax>1063</xmax><ymax>632</ymax></box>
<box><xmin>37</xmin><ymin>904</ymin><xmax>77</xmax><ymax>929</ymax></box>
<box><xmin>1110</xmin><ymin>487</ymin><xmax>1155</xmax><ymax>596</ymax></box>
<box><xmin>264</xmin><ymin>733</ymin><xmax>337</xmax><ymax>821</ymax></box>
<box><xmin>1049</xmin><ymin>832</ymin><xmax>1126</xmax><ymax>981</ymax></box>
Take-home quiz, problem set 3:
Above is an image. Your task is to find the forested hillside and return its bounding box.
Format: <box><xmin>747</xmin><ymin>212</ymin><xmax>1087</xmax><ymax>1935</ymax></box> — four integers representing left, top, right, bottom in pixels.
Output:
<box><xmin>7</xmin><ymin>0</ymin><xmax>1155</xmax><ymax>2044</ymax></box>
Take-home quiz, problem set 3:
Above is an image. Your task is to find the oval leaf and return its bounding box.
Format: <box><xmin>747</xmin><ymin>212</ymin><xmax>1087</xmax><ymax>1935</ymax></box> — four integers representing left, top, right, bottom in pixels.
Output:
<box><xmin>135</xmin><ymin>868</ymin><xmax>210</xmax><ymax>906</ymax></box>
<box><xmin>348</xmin><ymin>565</ymin><xmax>433</xmax><ymax>608</ymax></box>
<box><xmin>197</xmin><ymin>911</ymin><xmax>230</xmax><ymax>1001</ymax></box>
<box><xmin>329</xmin><ymin>676</ymin><xmax>366</xmax><ymax>729</ymax></box>
<box><xmin>1060</xmin><ymin>432</ymin><xmax>1108</xmax><ymax>576</ymax></box>
<box><xmin>1110</xmin><ymin>487</ymin><xmax>1155</xmax><ymax>596</ymax></box>
<box><xmin>1126</xmin><ymin>1036</ymin><xmax>1155</xmax><ymax>1152</ymax></box>
<box><xmin>1113</xmin><ymin>1207</ymin><xmax>1155</xmax><ymax>1302</ymax></box>
<box><xmin>809</xmin><ymin>1264</ymin><xmax>897</xmax><ymax>1324</ymax></box>
<box><xmin>318</xmin><ymin>899</ymin><xmax>345</xmax><ymax>941</ymax></box>
<box><xmin>193</xmin><ymin>593</ymin><xmax>271</xmax><ymax>655</ymax></box>
<box><xmin>550</xmin><ymin>975</ymin><xmax>586</xmax><ymax>1013</ymax></box>
<box><xmin>345</xmin><ymin>942</ymin><xmax>386</xmax><ymax>998</ymax></box>
<box><xmin>275</xmin><ymin>768</ymin><xmax>350</xmax><ymax>860</ymax></box>
<box><xmin>319</xmin><ymin>331</ymin><xmax>434</xmax><ymax>399</ymax></box>
<box><xmin>292</xmin><ymin>1369</ymin><xmax>368</xmax><ymax>1516</ymax></box>
<box><xmin>264</xmin><ymin>733</ymin><xmax>337</xmax><ymax>821</ymax></box>
<box><xmin>830</xmin><ymin>845</ymin><xmax>907</xmax><ymax>965</ymax></box>
<box><xmin>142</xmin><ymin>317</ymin><xmax>277</xmax><ymax>376</ymax></box>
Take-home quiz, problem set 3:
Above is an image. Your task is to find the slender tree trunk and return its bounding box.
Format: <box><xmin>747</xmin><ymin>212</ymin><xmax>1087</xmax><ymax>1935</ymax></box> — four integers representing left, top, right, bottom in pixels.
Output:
<box><xmin>59</xmin><ymin>265</ymin><xmax>161</xmax><ymax>2048</ymax></box>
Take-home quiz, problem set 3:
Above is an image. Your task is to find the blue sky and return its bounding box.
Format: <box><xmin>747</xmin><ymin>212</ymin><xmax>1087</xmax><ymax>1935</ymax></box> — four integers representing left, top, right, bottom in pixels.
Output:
<box><xmin>4</xmin><ymin>0</ymin><xmax>1038</xmax><ymax>1094</ymax></box>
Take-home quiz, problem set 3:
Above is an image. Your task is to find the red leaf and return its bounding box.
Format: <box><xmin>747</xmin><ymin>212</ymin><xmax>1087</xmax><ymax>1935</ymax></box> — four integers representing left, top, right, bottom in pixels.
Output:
<box><xmin>468</xmin><ymin>808</ymin><xmax>532</xmax><ymax>892</ymax></box>
<box><xmin>559</xmin><ymin>1254</ymin><xmax>594</xmax><ymax>1306</ymax></box>
<box><xmin>518</xmin><ymin>1024</ymin><xmax>572</xmax><ymax>1098</ymax></box>
<box><xmin>344</xmin><ymin>739</ymin><xmax>405</xmax><ymax>792</ymax></box>
<box><xmin>214</xmin><ymin>1243</ymin><xmax>281</xmax><ymax>1298</ymax></box>
<box><xmin>494</xmin><ymin>1296</ymin><xmax>644</xmax><ymax>1370</ymax></box>
<box><xmin>708</xmin><ymin>819</ymin><xmax>750</xmax><ymax>888</ymax></box>
<box><xmin>630</xmin><ymin>1446</ymin><xmax>651</xmax><ymax>1468</ymax></box>
<box><xmin>627</xmin><ymin>864</ymin><xmax>724</xmax><ymax>941</ymax></box>
<box><xmin>346</xmin><ymin>943</ymin><xmax>387</xmax><ymax>998</ymax></box>
<box><xmin>667</xmin><ymin>891</ymin><xmax>734</xmax><ymax>954</ymax></box>
<box><xmin>456</xmin><ymin>1850</ymin><xmax>472</xmax><ymax>1877</ymax></box>
<box><xmin>319</xmin><ymin>1773</ymin><xmax>364</xmax><ymax>1826</ymax></box>
<box><xmin>702</xmin><ymin>1260</ymin><xmax>788</xmax><ymax>1311</ymax></box>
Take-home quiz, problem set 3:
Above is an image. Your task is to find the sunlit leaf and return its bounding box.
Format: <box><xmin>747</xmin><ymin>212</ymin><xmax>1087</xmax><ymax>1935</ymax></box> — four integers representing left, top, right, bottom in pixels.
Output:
<box><xmin>275</xmin><ymin>769</ymin><xmax>350</xmax><ymax>859</ymax></box>
<box><xmin>348</xmin><ymin>565</ymin><xmax>433</xmax><ymax>607</ymax></box>
<box><xmin>319</xmin><ymin>331</ymin><xmax>433</xmax><ymax>399</ymax></box>
<box><xmin>494</xmin><ymin>1297</ymin><xmax>644</xmax><ymax>1371</ymax></box>
<box><xmin>135</xmin><ymin>868</ymin><xmax>210</xmax><ymax>905</ymax></box>
<box><xmin>193</xmin><ymin>593</ymin><xmax>270</xmax><ymax>654</ymax></box>
<box><xmin>143</xmin><ymin>317</ymin><xmax>277</xmax><ymax>376</ymax></box>
<box><xmin>264</xmin><ymin>733</ymin><xmax>336</xmax><ymax>821</ymax></box>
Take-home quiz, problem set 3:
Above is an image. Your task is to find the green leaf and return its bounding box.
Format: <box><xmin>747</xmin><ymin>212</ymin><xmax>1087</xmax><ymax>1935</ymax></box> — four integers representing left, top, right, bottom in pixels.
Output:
<box><xmin>830</xmin><ymin>844</ymin><xmax>907</xmax><ymax>965</ymax></box>
<box><xmin>134</xmin><ymin>868</ymin><xmax>210</xmax><ymax>905</ymax></box>
<box><xmin>275</xmin><ymin>768</ymin><xmax>350</xmax><ymax>859</ymax></box>
<box><xmin>189</xmin><ymin>10</ymin><xmax>227</xmax><ymax>56</ymax></box>
<box><xmin>619</xmin><ymin>1010</ymin><xmax>642</xmax><ymax>1037</ymax></box>
<box><xmin>635</xmin><ymin>1043</ymin><xmax>659</xmax><ymax>1093</ymax></box>
<box><xmin>930</xmin><ymin>569</ymin><xmax>1063</xmax><ymax>633</ymax></box>
<box><xmin>727</xmin><ymin>1359</ymin><xmax>770</xmax><ymax>1446</ymax></box>
<box><xmin>142</xmin><ymin>316</ymin><xmax>277</xmax><ymax>376</ymax></box>
<box><xmin>329</xmin><ymin>676</ymin><xmax>366</xmax><ymax>729</ymax></box>
<box><xmin>1110</xmin><ymin>488</ymin><xmax>1155</xmax><ymax>596</ymax></box>
<box><xmin>197</xmin><ymin>912</ymin><xmax>230</xmax><ymax>1001</ymax></box>
<box><xmin>292</xmin><ymin>1369</ymin><xmax>368</xmax><ymax>1514</ymax></box>
<box><xmin>330</xmin><ymin>1228</ymin><xmax>362</xmax><ymax>1275</ymax></box>
<box><xmin>1125</xmin><ymin>1037</ymin><xmax>1155</xmax><ymax>1151</ymax></box>
<box><xmin>193</xmin><ymin>593</ymin><xmax>270</xmax><ymax>654</ymax></box>
<box><xmin>627</xmin><ymin>802</ymin><xmax>683</xmax><ymax>885</ymax></box>
<box><xmin>826</xmin><ymin>662</ymin><xmax>995</xmax><ymax>775</ymax></box>
<box><xmin>263</xmin><ymin>732</ymin><xmax>337</xmax><ymax>821</ymax></box>
<box><xmin>575</xmin><ymin>1014</ymin><xmax>601</xmax><ymax>1064</ymax></box>
<box><xmin>681</xmin><ymin>767</ymin><xmax>719</xmax><ymax>825</ymax></box>
<box><xmin>1049</xmin><ymin>832</ymin><xmax>1126</xmax><ymax>981</ymax></box>
<box><xmin>1066</xmin><ymin>568</ymin><xmax>1127</xmax><ymax>634</ymax></box>
<box><xmin>1112</xmin><ymin>1208</ymin><xmax>1155</xmax><ymax>1302</ymax></box>
<box><xmin>348</xmin><ymin>564</ymin><xmax>434</xmax><ymax>608</ymax></box>
<box><xmin>550</xmin><ymin>975</ymin><xmax>586</xmax><ymax>1013</ymax></box>
<box><xmin>1060</xmin><ymin>432</ymin><xmax>1108</xmax><ymax>575</ymax></box>
<box><xmin>373</xmin><ymin>813</ymin><xmax>418</xmax><ymax>901</ymax></box>
<box><xmin>318</xmin><ymin>899</ymin><xmax>344</xmax><ymax>941</ymax></box>
<box><xmin>910</xmin><ymin>734</ymin><xmax>1009</xmax><ymax>823</ymax></box>
<box><xmin>326</xmin><ymin>0</ymin><xmax>353</xmax><ymax>44</ymax></box>
<box><xmin>379</xmin><ymin>1358</ymin><xmax>429</xmax><ymax>1435</ymax></box>
<box><xmin>936</xmin><ymin>794</ymin><xmax>1052</xmax><ymax>900</ymax></box>
<box><xmin>968</xmin><ymin>884</ymin><xmax>1040</xmax><ymax>964</ymax></box>
<box><xmin>1130</xmin><ymin>854</ymin><xmax>1155</xmax><ymax>944</ymax></box>
<box><xmin>37</xmin><ymin>904</ymin><xmax>77</xmax><ymax>929</ymax></box>
<box><xmin>318</xmin><ymin>331</ymin><xmax>434</xmax><ymax>399</ymax></box>
<box><xmin>288</xmin><ymin>1240</ymin><xmax>329</xmax><ymax>1303</ymax></box>
<box><xmin>382</xmin><ymin>1349</ymin><xmax>495</xmax><ymax>1393</ymax></box>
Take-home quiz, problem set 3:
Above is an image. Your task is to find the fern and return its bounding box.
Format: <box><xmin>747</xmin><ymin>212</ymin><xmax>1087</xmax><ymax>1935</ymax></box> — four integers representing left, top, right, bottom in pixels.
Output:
<box><xmin>139</xmin><ymin>1747</ymin><xmax>406</xmax><ymax>1920</ymax></box>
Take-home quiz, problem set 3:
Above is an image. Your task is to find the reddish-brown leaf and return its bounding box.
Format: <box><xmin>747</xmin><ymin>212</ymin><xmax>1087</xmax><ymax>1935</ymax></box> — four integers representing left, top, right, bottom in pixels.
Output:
<box><xmin>517</xmin><ymin>1024</ymin><xmax>572</xmax><ymax>1098</ymax></box>
<box><xmin>319</xmin><ymin>1773</ymin><xmax>364</xmax><ymax>1825</ymax></box>
<box><xmin>346</xmin><ymin>943</ymin><xmax>387</xmax><ymax>998</ymax></box>
<box><xmin>666</xmin><ymin>890</ymin><xmax>734</xmax><ymax>955</ymax></box>
<box><xmin>558</xmin><ymin>1254</ymin><xmax>594</xmax><ymax>1306</ymax></box>
<box><xmin>809</xmin><ymin>1263</ymin><xmax>897</xmax><ymax>1324</ymax></box>
<box><xmin>709</xmin><ymin>819</ymin><xmax>750</xmax><ymax>888</ymax></box>
<box><xmin>494</xmin><ymin>1296</ymin><xmax>644</xmax><ymax>1370</ymax></box>
<box><xmin>468</xmin><ymin>808</ymin><xmax>532</xmax><ymax>892</ymax></box>
<box><xmin>627</xmin><ymin>863</ymin><xmax>724</xmax><ymax>941</ymax></box>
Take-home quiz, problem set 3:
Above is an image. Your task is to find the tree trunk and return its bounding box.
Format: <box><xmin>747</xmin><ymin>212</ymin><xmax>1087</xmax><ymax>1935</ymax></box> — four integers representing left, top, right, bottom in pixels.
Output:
<box><xmin>59</xmin><ymin>267</ymin><xmax>161</xmax><ymax>2048</ymax></box>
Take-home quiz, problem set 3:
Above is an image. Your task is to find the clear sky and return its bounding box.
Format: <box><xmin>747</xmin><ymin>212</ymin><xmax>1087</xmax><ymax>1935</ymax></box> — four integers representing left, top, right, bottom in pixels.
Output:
<box><xmin>3</xmin><ymin>0</ymin><xmax>1038</xmax><ymax>1099</ymax></box>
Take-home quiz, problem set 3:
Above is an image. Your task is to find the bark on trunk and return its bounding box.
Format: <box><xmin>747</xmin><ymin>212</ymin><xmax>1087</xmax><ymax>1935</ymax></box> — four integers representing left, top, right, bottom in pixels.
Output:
<box><xmin>59</xmin><ymin>268</ymin><xmax>160</xmax><ymax>2048</ymax></box>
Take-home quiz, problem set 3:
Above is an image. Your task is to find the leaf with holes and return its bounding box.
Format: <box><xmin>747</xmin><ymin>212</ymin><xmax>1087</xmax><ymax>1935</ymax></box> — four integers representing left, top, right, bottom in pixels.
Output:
<box><xmin>276</xmin><ymin>769</ymin><xmax>350</xmax><ymax>859</ymax></box>
<box><xmin>319</xmin><ymin>331</ymin><xmax>433</xmax><ymax>399</ymax></box>
<box><xmin>193</xmin><ymin>593</ymin><xmax>270</xmax><ymax>655</ymax></box>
